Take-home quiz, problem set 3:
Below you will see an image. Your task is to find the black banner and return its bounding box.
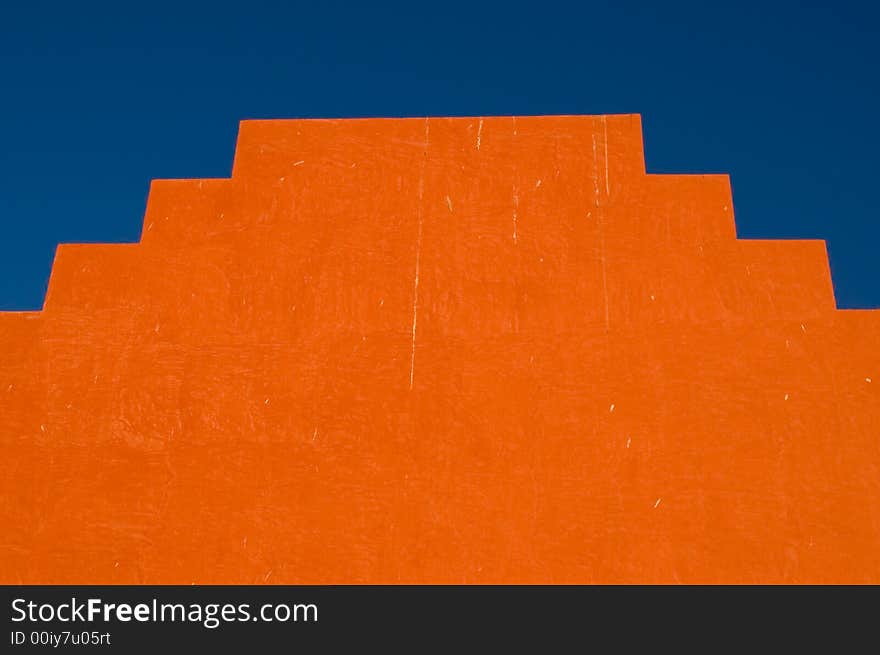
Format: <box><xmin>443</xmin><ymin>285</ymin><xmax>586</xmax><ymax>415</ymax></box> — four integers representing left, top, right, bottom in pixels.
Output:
<box><xmin>2</xmin><ymin>585</ymin><xmax>875</xmax><ymax>651</ymax></box>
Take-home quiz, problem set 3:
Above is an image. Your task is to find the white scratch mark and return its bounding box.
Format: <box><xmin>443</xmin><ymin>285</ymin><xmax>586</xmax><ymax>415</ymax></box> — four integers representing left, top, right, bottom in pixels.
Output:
<box><xmin>476</xmin><ymin>118</ymin><xmax>483</xmax><ymax>150</ymax></box>
<box><xmin>312</xmin><ymin>427</ymin><xmax>318</xmax><ymax>442</ymax></box>
<box><xmin>535</xmin><ymin>179</ymin><xmax>542</xmax><ymax>189</ymax></box>
<box><xmin>650</xmin><ymin>294</ymin><xmax>655</xmax><ymax>302</ymax></box>
<box><xmin>784</xmin><ymin>393</ymin><xmax>790</xmax><ymax>401</ymax></box>
<box><xmin>445</xmin><ymin>195</ymin><xmax>453</xmax><ymax>212</ymax></box>
<box><xmin>293</xmin><ymin>160</ymin><xmax>305</xmax><ymax>166</ymax></box>
<box><xmin>410</xmin><ymin>119</ymin><xmax>429</xmax><ymax>390</ymax></box>
<box><xmin>800</xmin><ymin>323</ymin><xmax>807</xmax><ymax>333</ymax></box>
<box><xmin>654</xmin><ymin>498</ymin><xmax>662</xmax><ymax>509</ymax></box>
<box><xmin>609</xmin><ymin>403</ymin><xmax>615</xmax><ymax>413</ymax></box>
<box><xmin>154</xmin><ymin>323</ymin><xmax>160</xmax><ymax>333</ymax></box>
<box><xmin>115</xmin><ymin>561</ymin><xmax>119</xmax><ymax>568</ymax></box>
<box><xmin>379</xmin><ymin>298</ymin><xmax>384</xmax><ymax>307</ymax></box>
<box><xmin>602</xmin><ymin>115</ymin><xmax>610</xmax><ymax>196</ymax></box>
<box><xmin>40</xmin><ymin>425</ymin><xmax>46</xmax><ymax>433</ymax></box>
<box><xmin>511</xmin><ymin>117</ymin><xmax>519</xmax><ymax>244</ymax></box>
<box><xmin>279</xmin><ymin>176</ymin><xmax>285</xmax><ymax>182</ymax></box>
<box><xmin>147</xmin><ymin>223</ymin><xmax>153</xmax><ymax>231</ymax></box>
<box><xmin>264</xmin><ymin>398</ymin><xmax>270</xmax><ymax>405</ymax></box>
<box><xmin>593</xmin><ymin>133</ymin><xmax>610</xmax><ymax>332</ymax></box>
<box><xmin>512</xmin><ymin>186</ymin><xmax>519</xmax><ymax>244</ymax></box>
<box><xmin>626</xmin><ymin>437</ymin><xmax>631</xmax><ymax>449</ymax></box>
<box><xmin>7</xmin><ymin>384</ymin><xmax>13</xmax><ymax>392</ymax></box>
<box><xmin>867</xmin><ymin>377</ymin><xmax>873</xmax><ymax>383</ymax></box>
<box><xmin>264</xmin><ymin>570</ymin><xmax>273</xmax><ymax>582</ymax></box>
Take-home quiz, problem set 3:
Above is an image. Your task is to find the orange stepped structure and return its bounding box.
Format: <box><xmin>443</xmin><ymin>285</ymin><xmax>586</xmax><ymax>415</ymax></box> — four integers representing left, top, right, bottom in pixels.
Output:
<box><xmin>1</xmin><ymin>115</ymin><xmax>878</xmax><ymax>583</ymax></box>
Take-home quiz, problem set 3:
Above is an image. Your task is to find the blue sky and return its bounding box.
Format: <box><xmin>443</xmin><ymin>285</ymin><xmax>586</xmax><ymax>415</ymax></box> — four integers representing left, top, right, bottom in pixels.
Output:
<box><xmin>1</xmin><ymin>0</ymin><xmax>877</xmax><ymax>309</ymax></box>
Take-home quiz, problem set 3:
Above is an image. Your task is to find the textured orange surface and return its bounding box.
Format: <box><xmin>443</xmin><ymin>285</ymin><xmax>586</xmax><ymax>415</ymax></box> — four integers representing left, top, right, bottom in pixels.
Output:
<box><xmin>1</xmin><ymin>115</ymin><xmax>878</xmax><ymax>583</ymax></box>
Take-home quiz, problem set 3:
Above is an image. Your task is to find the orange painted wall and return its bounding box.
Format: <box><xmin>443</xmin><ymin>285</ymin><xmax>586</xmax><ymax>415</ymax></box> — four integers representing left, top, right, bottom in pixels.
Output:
<box><xmin>1</xmin><ymin>115</ymin><xmax>878</xmax><ymax>583</ymax></box>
